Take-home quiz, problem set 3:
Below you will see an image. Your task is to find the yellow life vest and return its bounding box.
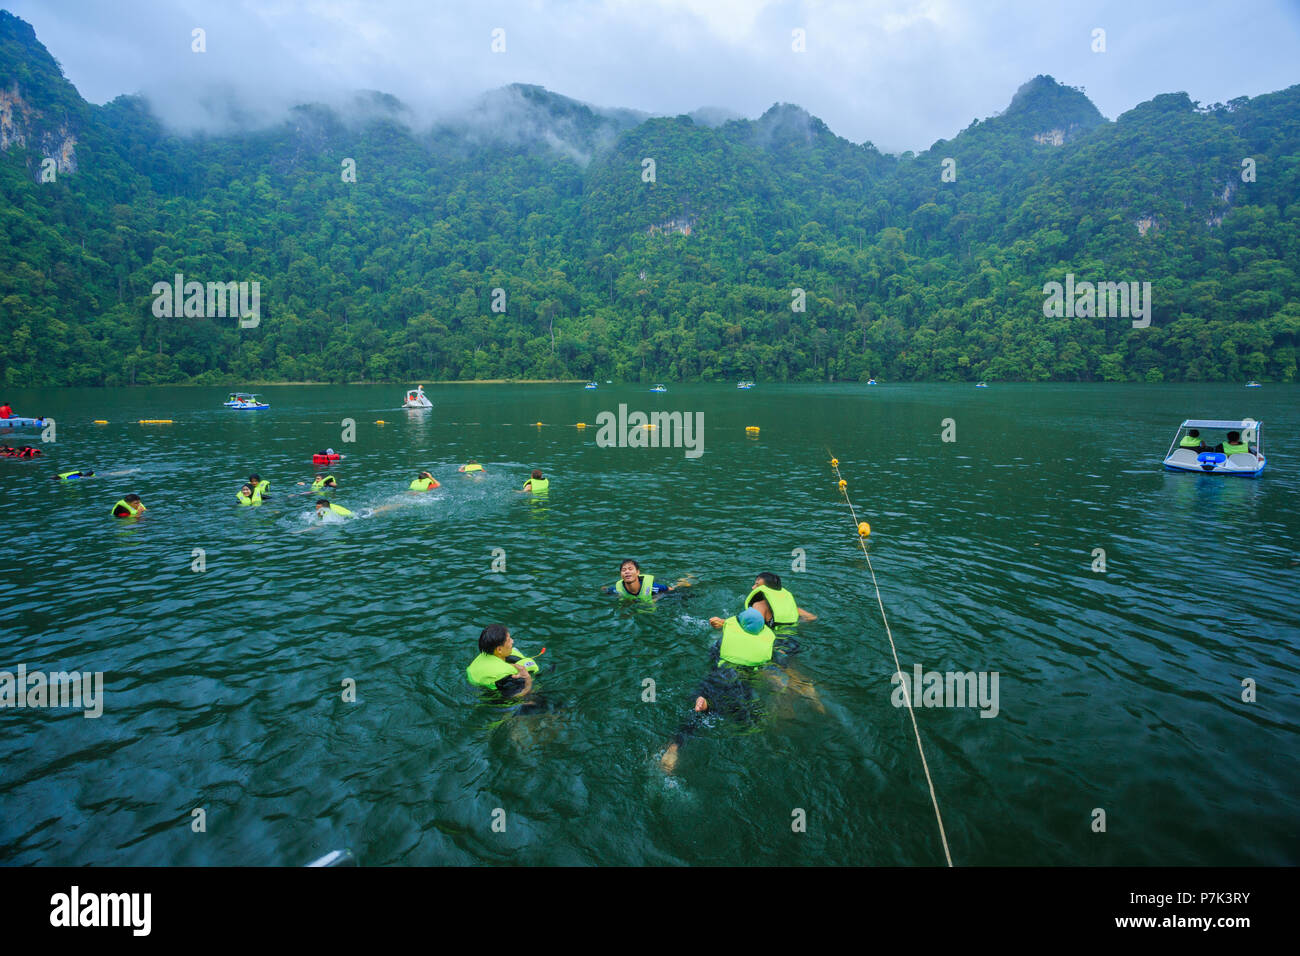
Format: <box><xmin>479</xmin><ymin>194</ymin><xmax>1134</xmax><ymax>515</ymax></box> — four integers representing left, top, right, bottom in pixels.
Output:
<box><xmin>236</xmin><ymin>490</ymin><xmax>255</xmax><ymax>506</ymax></box>
<box><xmin>322</xmin><ymin>503</ymin><xmax>354</xmax><ymax>517</ymax></box>
<box><xmin>410</xmin><ymin>477</ymin><xmax>437</xmax><ymax>491</ymax></box>
<box><xmin>112</xmin><ymin>499</ymin><xmax>144</xmax><ymax>517</ymax></box>
<box><xmin>312</xmin><ymin>475</ymin><xmax>336</xmax><ymax>492</ymax></box>
<box><xmin>615</xmin><ymin>574</ymin><xmax>655</xmax><ymax>601</ymax></box>
<box><xmin>466</xmin><ymin>650</ymin><xmax>538</xmax><ymax>689</ymax></box>
<box><xmin>525</xmin><ymin>477</ymin><xmax>549</xmax><ymax>493</ymax></box>
<box><xmin>463</xmin><ymin>464</ymin><xmax>484</xmax><ymax>473</ymax></box>
<box><xmin>1223</xmin><ymin>441</ymin><xmax>1250</xmax><ymax>455</ymax></box>
<box><xmin>744</xmin><ymin>585</ymin><xmax>799</xmax><ymax>626</ymax></box>
<box><xmin>1179</xmin><ymin>436</ymin><xmax>1203</xmax><ymax>448</ymax></box>
<box><xmin>718</xmin><ymin>616</ymin><xmax>777</xmax><ymax>667</ymax></box>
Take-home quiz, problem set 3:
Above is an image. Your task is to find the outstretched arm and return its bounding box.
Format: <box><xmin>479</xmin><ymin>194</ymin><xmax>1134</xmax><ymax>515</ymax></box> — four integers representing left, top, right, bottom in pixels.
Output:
<box><xmin>797</xmin><ymin>607</ymin><xmax>817</xmax><ymax>622</ymax></box>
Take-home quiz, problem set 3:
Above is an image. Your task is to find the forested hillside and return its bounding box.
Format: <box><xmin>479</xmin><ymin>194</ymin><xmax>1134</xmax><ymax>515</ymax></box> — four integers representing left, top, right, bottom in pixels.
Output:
<box><xmin>2</xmin><ymin>10</ymin><xmax>1297</xmax><ymax>386</ymax></box>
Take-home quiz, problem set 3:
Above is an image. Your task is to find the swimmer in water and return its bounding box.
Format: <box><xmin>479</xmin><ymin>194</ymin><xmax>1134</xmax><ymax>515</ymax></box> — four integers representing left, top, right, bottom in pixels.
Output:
<box><xmin>604</xmin><ymin>559</ymin><xmax>692</xmax><ymax>601</ymax></box>
<box><xmin>660</xmin><ymin>608</ymin><xmax>816</xmax><ymax>773</ymax></box>
<box><xmin>521</xmin><ymin>469</ymin><xmax>548</xmax><ymax>493</ymax></box>
<box><xmin>315</xmin><ymin>498</ymin><xmax>354</xmax><ymax>518</ymax></box>
<box><xmin>409</xmin><ymin>470</ymin><xmax>440</xmax><ymax>491</ymax></box>
<box><xmin>458</xmin><ymin>460</ymin><xmax>485</xmax><ymax>475</ymax></box>
<box><xmin>112</xmin><ymin>493</ymin><xmax>146</xmax><ymax>518</ymax></box>
<box><xmin>311</xmin><ymin>474</ymin><xmax>338</xmax><ymax>493</ymax></box>
<box><xmin>730</xmin><ymin>571</ymin><xmax>816</xmax><ymax>629</ymax></box>
<box><xmin>52</xmin><ymin>470</ymin><xmax>95</xmax><ymax>481</ymax></box>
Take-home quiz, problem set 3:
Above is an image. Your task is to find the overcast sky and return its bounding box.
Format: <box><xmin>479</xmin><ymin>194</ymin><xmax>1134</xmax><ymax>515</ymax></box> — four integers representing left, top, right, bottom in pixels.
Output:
<box><xmin>7</xmin><ymin>0</ymin><xmax>1299</xmax><ymax>152</ymax></box>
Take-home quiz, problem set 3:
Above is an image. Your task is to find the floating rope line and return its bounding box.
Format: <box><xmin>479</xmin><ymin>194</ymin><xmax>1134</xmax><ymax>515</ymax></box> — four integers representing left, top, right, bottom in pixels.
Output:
<box><xmin>827</xmin><ymin>450</ymin><xmax>953</xmax><ymax>867</ymax></box>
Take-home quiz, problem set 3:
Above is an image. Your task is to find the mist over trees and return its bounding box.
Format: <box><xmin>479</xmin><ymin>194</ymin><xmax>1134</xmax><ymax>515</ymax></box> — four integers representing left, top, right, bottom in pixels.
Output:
<box><xmin>2</xmin><ymin>11</ymin><xmax>1297</xmax><ymax>387</ymax></box>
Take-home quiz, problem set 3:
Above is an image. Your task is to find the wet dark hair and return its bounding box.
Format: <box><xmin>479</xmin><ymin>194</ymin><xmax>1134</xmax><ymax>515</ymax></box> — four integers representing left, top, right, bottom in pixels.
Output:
<box><xmin>756</xmin><ymin>572</ymin><xmax>783</xmax><ymax>590</ymax></box>
<box><xmin>1188</xmin><ymin>429</ymin><xmax>1199</xmax><ymax>437</ymax></box>
<box><xmin>620</xmin><ymin>559</ymin><xmax>640</xmax><ymax>571</ymax></box>
<box><xmin>1227</xmin><ymin>431</ymin><xmax>1241</xmax><ymax>442</ymax></box>
<box><xmin>532</xmin><ymin>469</ymin><xmax>543</xmax><ymax>479</ymax></box>
<box><xmin>478</xmin><ymin>624</ymin><xmax>510</xmax><ymax>653</ymax></box>
<box><xmin>124</xmin><ymin>493</ymin><xmax>142</xmax><ymax>504</ymax></box>
<box><xmin>316</xmin><ymin>498</ymin><xmax>330</xmax><ymax>506</ymax></box>
<box><xmin>249</xmin><ymin>474</ymin><xmax>260</xmax><ymax>483</ymax></box>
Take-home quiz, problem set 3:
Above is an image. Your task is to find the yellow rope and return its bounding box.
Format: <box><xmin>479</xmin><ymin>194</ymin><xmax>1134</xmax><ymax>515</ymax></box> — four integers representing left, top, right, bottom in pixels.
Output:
<box><xmin>828</xmin><ymin>451</ymin><xmax>954</xmax><ymax>867</ymax></box>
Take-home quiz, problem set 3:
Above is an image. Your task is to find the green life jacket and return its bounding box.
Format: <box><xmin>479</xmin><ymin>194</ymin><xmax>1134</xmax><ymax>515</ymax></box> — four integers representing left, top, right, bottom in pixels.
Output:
<box><xmin>112</xmin><ymin>499</ymin><xmax>143</xmax><ymax>517</ymax></box>
<box><xmin>254</xmin><ymin>479</ymin><xmax>270</xmax><ymax>496</ymax></box>
<box><xmin>312</xmin><ymin>475</ymin><xmax>336</xmax><ymax>492</ymax></box>
<box><xmin>615</xmin><ymin>573</ymin><xmax>655</xmax><ymax>601</ymax></box>
<box><xmin>718</xmin><ymin>616</ymin><xmax>777</xmax><ymax>667</ymax></box>
<box><xmin>409</xmin><ymin>477</ymin><xmax>436</xmax><ymax>491</ymax></box>
<box><xmin>1223</xmin><ymin>441</ymin><xmax>1250</xmax><ymax>455</ymax></box>
<box><xmin>236</xmin><ymin>490</ymin><xmax>255</xmax><ymax>506</ymax></box>
<box><xmin>466</xmin><ymin>650</ymin><xmax>538</xmax><ymax>689</ymax></box>
<box><xmin>322</xmin><ymin>503</ymin><xmax>354</xmax><ymax>517</ymax></box>
<box><xmin>525</xmin><ymin>477</ymin><xmax>549</xmax><ymax>493</ymax></box>
<box><xmin>744</xmin><ymin>585</ymin><xmax>799</xmax><ymax>626</ymax></box>
<box><xmin>463</xmin><ymin>464</ymin><xmax>484</xmax><ymax>473</ymax></box>
<box><xmin>1179</xmin><ymin>436</ymin><xmax>1203</xmax><ymax>448</ymax></box>
<box><xmin>57</xmin><ymin>470</ymin><xmax>84</xmax><ymax>481</ymax></box>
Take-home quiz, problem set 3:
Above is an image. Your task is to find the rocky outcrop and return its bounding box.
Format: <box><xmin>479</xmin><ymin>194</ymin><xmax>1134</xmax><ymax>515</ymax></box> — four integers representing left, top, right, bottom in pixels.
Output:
<box><xmin>0</xmin><ymin>82</ymin><xmax>78</xmax><ymax>177</ymax></box>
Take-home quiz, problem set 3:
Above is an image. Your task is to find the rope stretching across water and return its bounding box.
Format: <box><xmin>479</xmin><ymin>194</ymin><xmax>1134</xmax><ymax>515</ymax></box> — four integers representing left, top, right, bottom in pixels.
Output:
<box><xmin>828</xmin><ymin>451</ymin><xmax>954</xmax><ymax>867</ymax></box>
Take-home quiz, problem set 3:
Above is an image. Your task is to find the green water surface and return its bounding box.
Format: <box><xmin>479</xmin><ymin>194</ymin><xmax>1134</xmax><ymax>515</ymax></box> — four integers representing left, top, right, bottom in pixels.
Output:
<box><xmin>0</xmin><ymin>383</ymin><xmax>1296</xmax><ymax>866</ymax></box>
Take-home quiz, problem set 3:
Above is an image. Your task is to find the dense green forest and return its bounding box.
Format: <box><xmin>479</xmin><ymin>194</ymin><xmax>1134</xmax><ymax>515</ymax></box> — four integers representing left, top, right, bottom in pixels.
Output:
<box><xmin>1</xmin><ymin>10</ymin><xmax>1297</xmax><ymax>386</ymax></box>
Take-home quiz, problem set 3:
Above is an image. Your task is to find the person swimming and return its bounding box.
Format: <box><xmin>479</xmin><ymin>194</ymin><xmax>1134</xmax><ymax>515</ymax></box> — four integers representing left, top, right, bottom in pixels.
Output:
<box><xmin>522</xmin><ymin>469</ymin><xmax>548</xmax><ymax>493</ymax></box>
<box><xmin>315</xmin><ymin>498</ymin><xmax>354</xmax><ymax>518</ymax></box>
<box><xmin>409</xmin><ymin>471</ymin><xmax>440</xmax><ymax>491</ymax></box>
<box><xmin>458</xmin><ymin>460</ymin><xmax>485</xmax><ymax>475</ymax></box>
<box><xmin>660</xmin><ymin>608</ymin><xmax>811</xmax><ymax>773</ymax></box>
<box><xmin>52</xmin><ymin>470</ymin><xmax>95</xmax><ymax>481</ymax></box>
<box><xmin>604</xmin><ymin>559</ymin><xmax>692</xmax><ymax>601</ymax></box>
<box><xmin>739</xmin><ymin>572</ymin><xmax>816</xmax><ymax>628</ymax></box>
<box><xmin>311</xmin><ymin>474</ymin><xmax>338</xmax><ymax>493</ymax></box>
<box><xmin>112</xmin><ymin>493</ymin><xmax>146</xmax><ymax>517</ymax></box>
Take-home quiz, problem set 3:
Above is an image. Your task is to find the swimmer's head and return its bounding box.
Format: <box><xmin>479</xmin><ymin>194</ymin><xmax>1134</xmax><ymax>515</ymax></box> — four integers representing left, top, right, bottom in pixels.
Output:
<box><xmin>418</xmin><ymin>471</ymin><xmax>431</xmax><ymax>479</ymax></box>
<box><xmin>124</xmin><ymin>494</ymin><xmax>142</xmax><ymax>505</ymax></box>
<box><xmin>738</xmin><ymin>608</ymin><xmax>765</xmax><ymax>634</ymax></box>
<box><xmin>249</xmin><ymin>473</ymin><xmax>260</xmax><ymax>483</ymax></box>
<box><xmin>479</xmin><ymin>623</ymin><xmax>512</xmax><ymax>656</ymax></box>
<box><xmin>619</xmin><ymin>559</ymin><xmax>640</xmax><ymax>582</ymax></box>
<box><xmin>240</xmin><ymin>484</ymin><xmax>253</xmax><ymax>496</ymax></box>
<box><xmin>315</xmin><ymin>498</ymin><xmax>330</xmax><ymax>512</ymax></box>
<box><xmin>755</xmin><ymin>571</ymin><xmax>783</xmax><ymax>591</ymax></box>
<box><xmin>531</xmin><ymin>469</ymin><xmax>543</xmax><ymax>479</ymax></box>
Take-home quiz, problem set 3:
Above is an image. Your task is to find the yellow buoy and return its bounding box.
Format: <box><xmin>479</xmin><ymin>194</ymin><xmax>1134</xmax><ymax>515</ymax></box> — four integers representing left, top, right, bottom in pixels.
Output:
<box><xmin>858</xmin><ymin>521</ymin><xmax>871</xmax><ymax>537</ymax></box>
<box><xmin>576</xmin><ymin>422</ymin><xmax>587</xmax><ymax>428</ymax></box>
<box><xmin>375</xmin><ymin>420</ymin><xmax>386</xmax><ymax>425</ymax></box>
<box><xmin>838</xmin><ymin>479</ymin><xmax>847</xmax><ymax>490</ymax></box>
<box><xmin>745</xmin><ymin>425</ymin><xmax>760</xmax><ymax>434</ymax></box>
<box><xmin>830</xmin><ymin>458</ymin><xmax>839</xmax><ymax>467</ymax></box>
<box><xmin>93</xmin><ymin>420</ymin><xmax>108</xmax><ymax>424</ymax></box>
<box><xmin>139</xmin><ymin>419</ymin><xmax>173</xmax><ymax>424</ymax></box>
<box><xmin>535</xmin><ymin>421</ymin><xmax>544</xmax><ymax>427</ymax></box>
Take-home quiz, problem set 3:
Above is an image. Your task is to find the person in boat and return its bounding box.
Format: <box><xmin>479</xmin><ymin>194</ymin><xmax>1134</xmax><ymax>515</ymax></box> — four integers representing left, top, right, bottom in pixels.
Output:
<box><xmin>52</xmin><ymin>470</ymin><xmax>95</xmax><ymax>481</ymax></box>
<box><xmin>112</xmin><ymin>494</ymin><xmax>146</xmax><ymax>518</ymax></box>
<box><xmin>1179</xmin><ymin>429</ymin><xmax>1205</xmax><ymax>450</ymax></box>
<box><xmin>1218</xmin><ymin>431</ymin><xmax>1251</xmax><ymax>456</ymax></box>
<box><xmin>315</xmin><ymin>498</ymin><xmax>354</xmax><ymax>519</ymax></box>
<box><xmin>659</xmin><ymin>608</ymin><xmax>813</xmax><ymax>773</ymax></box>
<box><xmin>605</xmin><ymin>559</ymin><xmax>679</xmax><ymax>601</ymax></box>
<box><xmin>522</xmin><ymin>469</ymin><xmax>548</xmax><ymax>493</ymax></box>
<box><xmin>466</xmin><ymin>624</ymin><xmax>540</xmax><ymax>701</ymax></box>
<box><xmin>727</xmin><ymin>572</ymin><xmax>816</xmax><ymax>630</ymax></box>
<box><xmin>409</xmin><ymin>471</ymin><xmax>440</xmax><ymax>491</ymax></box>
<box><xmin>459</xmin><ymin>460</ymin><xmax>485</xmax><ymax>475</ymax></box>
<box><xmin>311</xmin><ymin>474</ymin><xmax>338</xmax><ymax>493</ymax></box>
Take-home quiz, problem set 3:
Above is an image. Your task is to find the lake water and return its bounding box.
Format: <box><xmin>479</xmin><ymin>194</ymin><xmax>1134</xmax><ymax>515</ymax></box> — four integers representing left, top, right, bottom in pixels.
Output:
<box><xmin>0</xmin><ymin>383</ymin><xmax>1296</xmax><ymax>865</ymax></box>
